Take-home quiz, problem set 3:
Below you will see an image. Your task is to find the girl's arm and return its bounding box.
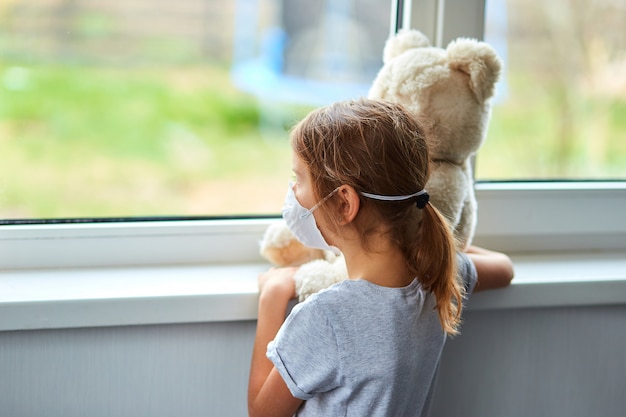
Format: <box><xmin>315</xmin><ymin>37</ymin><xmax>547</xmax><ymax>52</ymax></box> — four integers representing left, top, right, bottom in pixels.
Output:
<box><xmin>248</xmin><ymin>267</ymin><xmax>304</xmax><ymax>417</ymax></box>
<box><xmin>465</xmin><ymin>245</ymin><xmax>514</xmax><ymax>291</ymax></box>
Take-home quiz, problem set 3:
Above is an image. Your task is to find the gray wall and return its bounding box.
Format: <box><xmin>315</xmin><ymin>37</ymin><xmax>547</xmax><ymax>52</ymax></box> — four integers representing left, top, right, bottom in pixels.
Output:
<box><xmin>432</xmin><ymin>304</ymin><xmax>626</xmax><ymax>417</ymax></box>
<box><xmin>0</xmin><ymin>321</ymin><xmax>255</xmax><ymax>417</ymax></box>
<box><xmin>1</xmin><ymin>305</ymin><xmax>625</xmax><ymax>417</ymax></box>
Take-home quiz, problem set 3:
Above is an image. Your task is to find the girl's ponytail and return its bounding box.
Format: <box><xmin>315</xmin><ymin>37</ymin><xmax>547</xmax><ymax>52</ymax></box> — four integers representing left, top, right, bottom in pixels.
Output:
<box><xmin>415</xmin><ymin>202</ymin><xmax>464</xmax><ymax>336</ymax></box>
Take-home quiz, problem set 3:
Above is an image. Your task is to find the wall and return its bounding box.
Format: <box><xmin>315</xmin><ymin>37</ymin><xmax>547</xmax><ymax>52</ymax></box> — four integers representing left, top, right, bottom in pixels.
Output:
<box><xmin>0</xmin><ymin>321</ymin><xmax>255</xmax><ymax>417</ymax></box>
<box><xmin>1</xmin><ymin>303</ymin><xmax>625</xmax><ymax>417</ymax></box>
<box><xmin>432</xmin><ymin>304</ymin><xmax>626</xmax><ymax>417</ymax></box>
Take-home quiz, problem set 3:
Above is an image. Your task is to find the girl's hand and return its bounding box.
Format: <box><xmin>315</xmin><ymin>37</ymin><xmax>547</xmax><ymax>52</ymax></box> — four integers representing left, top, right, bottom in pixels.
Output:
<box><xmin>258</xmin><ymin>267</ymin><xmax>298</xmax><ymax>302</ymax></box>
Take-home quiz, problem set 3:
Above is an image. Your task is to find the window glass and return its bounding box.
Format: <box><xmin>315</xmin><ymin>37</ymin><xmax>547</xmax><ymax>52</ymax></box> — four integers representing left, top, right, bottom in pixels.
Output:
<box><xmin>480</xmin><ymin>0</ymin><xmax>626</xmax><ymax>180</ymax></box>
<box><xmin>0</xmin><ymin>0</ymin><xmax>389</xmax><ymax>220</ymax></box>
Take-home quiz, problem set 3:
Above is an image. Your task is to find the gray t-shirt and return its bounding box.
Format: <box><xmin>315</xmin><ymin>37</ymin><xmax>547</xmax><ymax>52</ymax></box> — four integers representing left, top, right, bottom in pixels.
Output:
<box><xmin>267</xmin><ymin>253</ymin><xmax>477</xmax><ymax>417</ymax></box>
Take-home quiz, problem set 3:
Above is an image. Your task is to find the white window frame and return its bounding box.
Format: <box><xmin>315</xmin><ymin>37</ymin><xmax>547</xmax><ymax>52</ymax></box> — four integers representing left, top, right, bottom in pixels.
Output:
<box><xmin>1</xmin><ymin>0</ymin><xmax>625</xmax><ymax>272</ymax></box>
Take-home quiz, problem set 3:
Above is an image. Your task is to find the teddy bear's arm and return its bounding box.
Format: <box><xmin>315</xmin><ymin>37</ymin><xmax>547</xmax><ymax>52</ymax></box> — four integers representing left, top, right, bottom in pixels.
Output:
<box><xmin>455</xmin><ymin>190</ymin><xmax>477</xmax><ymax>251</ymax></box>
<box><xmin>259</xmin><ymin>220</ymin><xmax>326</xmax><ymax>267</ymax></box>
<box><xmin>426</xmin><ymin>163</ymin><xmax>466</xmax><ymax>223</ymax></box>
<box><xmin>293</xmin><ymin>257</ymin><xmax>348</xmax><ymax>302</ymax></box>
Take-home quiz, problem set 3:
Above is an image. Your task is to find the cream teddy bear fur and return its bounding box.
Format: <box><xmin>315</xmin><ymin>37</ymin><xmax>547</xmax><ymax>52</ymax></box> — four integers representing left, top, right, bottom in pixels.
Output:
<box><xmin>368</xmin><ymin>29</ymin><xmax>501</xmax><ymax>248</ymax></box>
<box><xmin>259</xmin><ymin>221</ymin><xmax>346</xmax><ymax>301</ymax></box>
<box><xmin>260</xmin><ymin>29</ymin><xmax>501</xmax><ymax>301</ymax></box>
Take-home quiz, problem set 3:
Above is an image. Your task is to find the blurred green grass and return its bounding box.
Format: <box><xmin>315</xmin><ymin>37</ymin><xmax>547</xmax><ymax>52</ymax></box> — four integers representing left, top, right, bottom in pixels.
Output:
<box><xmin>0</xmin><ymin>64</ymin><xmax>310</xmax><ymax>218</ymax></box>
<box><xmin>478</xmin><ymin>72</ymin><xmax>626</xmax><ymax>179</ymax></box>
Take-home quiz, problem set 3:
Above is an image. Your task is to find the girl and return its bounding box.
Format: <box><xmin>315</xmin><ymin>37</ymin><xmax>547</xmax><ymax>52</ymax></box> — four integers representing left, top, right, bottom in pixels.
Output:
<box><xmin>248</xmin><ymin>99</ymin><xmax>513</xmax><ymax>417</ymax></box>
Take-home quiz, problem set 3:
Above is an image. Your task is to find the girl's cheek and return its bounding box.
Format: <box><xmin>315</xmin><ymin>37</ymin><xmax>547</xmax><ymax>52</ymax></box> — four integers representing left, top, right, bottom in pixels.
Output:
<box><xmin>295</xmin><ymin>193</ymin><xmax>309</xmax><ymax>209</ymax></box>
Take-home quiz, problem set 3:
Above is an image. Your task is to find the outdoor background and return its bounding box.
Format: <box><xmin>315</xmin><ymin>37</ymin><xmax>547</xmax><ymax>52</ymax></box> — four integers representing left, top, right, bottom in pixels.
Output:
<box><xmin>1</xmin><ymin>0</ymin><xmax>625</xmax><ymax>220</ymax></box>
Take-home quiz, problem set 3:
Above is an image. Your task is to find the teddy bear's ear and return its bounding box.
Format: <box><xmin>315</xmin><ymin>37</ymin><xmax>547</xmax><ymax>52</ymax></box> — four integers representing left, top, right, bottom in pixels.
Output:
<box><xmin>383</xmin><ymin>29</ymin><xmax>431</xmax><ymax>63</ymax></box>
<box><xmin>446</xmin><ymin>38</ymin><xmax>502</xmax><ymax>103</ymax></box>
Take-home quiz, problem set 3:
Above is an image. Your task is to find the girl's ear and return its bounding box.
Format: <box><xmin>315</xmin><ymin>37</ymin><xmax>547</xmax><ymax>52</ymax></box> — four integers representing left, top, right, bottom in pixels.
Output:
<box><xmin>336</xmin><ymin>185</ymin><xmax>360</xmax><ymax>225</ymax></box>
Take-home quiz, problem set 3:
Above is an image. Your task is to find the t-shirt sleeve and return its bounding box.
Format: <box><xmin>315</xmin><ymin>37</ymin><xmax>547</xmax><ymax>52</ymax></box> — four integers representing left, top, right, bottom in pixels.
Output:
<box><xmin>266</xmin><ymin>298</ymin><xmax>341</xmax><ymax>400</ymax></box>
<box><xmin>457</xmin><ymin>251</ymin><xmax>478</xmax><ymax>295</ymax></box>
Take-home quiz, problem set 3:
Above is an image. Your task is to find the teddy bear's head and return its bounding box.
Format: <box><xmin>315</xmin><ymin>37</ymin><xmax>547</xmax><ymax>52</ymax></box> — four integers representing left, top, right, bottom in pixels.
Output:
<box><xmin>368</xmin><ymin>29</ymin><xmax>501</xmax><ymax>164</ymax></box>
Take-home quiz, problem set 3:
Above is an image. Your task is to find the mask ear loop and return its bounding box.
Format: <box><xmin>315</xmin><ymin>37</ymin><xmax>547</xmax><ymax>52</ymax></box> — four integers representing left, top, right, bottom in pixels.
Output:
<box><xmin>300</xmin><ymin>186</ymin><xmax>341</xmax><ymax>219</ymax></box>
<box><xmin>360</xmin><ymin>190</ymin><xmax>430</xmax><ymax>209</ymax></box>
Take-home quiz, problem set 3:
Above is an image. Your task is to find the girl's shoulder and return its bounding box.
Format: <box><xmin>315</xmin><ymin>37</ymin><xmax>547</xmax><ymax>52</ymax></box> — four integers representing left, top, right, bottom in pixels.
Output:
<box><xmin>303</xmin><ymin>279</ymin><xmax>355</xmax><ymax>305</ymax></box>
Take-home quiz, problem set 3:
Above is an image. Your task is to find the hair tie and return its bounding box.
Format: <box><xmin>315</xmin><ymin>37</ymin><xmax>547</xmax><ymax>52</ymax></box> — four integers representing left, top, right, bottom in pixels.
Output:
<box><xmin>414</xmin><ymin>191</ymin><xmax>429</xmax><ymax>209</ymax></box>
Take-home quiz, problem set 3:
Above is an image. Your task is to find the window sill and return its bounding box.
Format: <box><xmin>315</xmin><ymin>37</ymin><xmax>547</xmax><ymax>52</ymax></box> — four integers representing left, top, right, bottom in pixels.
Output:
<box><xmin>0</xmin><ymin>264</ymin><xmax>265</xmax><ymax>331</ymax></box>
<box><xmin>2</xmin><ymin>251</ymin><xmax>625</xmax><ymax>332</ymax></box>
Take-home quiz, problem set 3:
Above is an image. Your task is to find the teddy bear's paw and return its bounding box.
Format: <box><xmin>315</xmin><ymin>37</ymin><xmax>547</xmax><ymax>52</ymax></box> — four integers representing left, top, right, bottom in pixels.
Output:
<box><xmin>294</xmin><ymin>258</ymin><xmax>349</xmax><ymax>302</ymax></box>
<box><xmin>259</xmin><ymin>221</ymin><xmax>325</xmax><ymax>267</ymax></box>
<box><xmin>259</xmin><ymin>221</ymin><xmax>292</xmax><ymax>250</ymax></box>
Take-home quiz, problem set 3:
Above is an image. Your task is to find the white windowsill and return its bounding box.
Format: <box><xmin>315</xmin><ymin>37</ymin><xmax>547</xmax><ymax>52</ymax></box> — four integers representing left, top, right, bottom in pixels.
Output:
<box><xmin>2</xmin><ymin>251</ymin><xmax>625</xmax><ymax>332</ymax></box>
<box><xmin>2</xmin><ymin>182</ymin><xmax>625</xmax><ymax>331</ymax></box>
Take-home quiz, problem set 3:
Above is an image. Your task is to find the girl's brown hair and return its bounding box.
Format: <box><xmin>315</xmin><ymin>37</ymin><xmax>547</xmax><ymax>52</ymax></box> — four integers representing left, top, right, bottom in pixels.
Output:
<box><xmin>291</xmin><ymin>98</ymin><xmax>464</xmax><ymax>335</ymax></box>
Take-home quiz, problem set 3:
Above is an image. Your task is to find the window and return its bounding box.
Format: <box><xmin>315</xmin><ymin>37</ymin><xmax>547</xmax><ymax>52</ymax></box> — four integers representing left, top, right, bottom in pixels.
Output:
<box><xmin>1</xmin><ymin>0</ymin><xmax>625</xmax><ymax>270</ymax></box>
<box><xmin>480</xmin><ymin>0</ymin><xmax>626</xmax><ymax>180</ymax></box>
<box><xmin>0</xmin><ymin>0</ymin><xmax>390</xmax><ymax>220</ymax></box>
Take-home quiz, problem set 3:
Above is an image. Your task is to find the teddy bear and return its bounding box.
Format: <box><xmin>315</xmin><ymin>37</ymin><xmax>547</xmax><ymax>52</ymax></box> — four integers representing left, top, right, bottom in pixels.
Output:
<box><xmin>260</xmin><ymin>220</ymin><xmax>347</xmax><ymax>301</ymax></box>
<box><xmin>368</xmin><ymin>29</ymin><xmax>501</xmax><ymax>248</ymax></box>
<box><xmin>260</xmin><ymin>29</ymin><xmax>501</xmax><ymax>302</ymax></box>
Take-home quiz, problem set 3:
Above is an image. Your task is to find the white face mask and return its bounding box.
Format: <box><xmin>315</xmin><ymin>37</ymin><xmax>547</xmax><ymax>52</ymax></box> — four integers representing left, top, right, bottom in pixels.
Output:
<box><xmin>282</xmin><ymin>184</ymin><xmax>340</xmax><ymax>255</ymax></box>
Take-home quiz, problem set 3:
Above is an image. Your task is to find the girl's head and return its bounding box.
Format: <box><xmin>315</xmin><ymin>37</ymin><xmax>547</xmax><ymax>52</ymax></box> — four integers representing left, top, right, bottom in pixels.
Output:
<box><xmin>291</xmin><ymin>98</ymin><xmax>430</xmax><ymax>220</ymax></box>
<box><xmin>290</xmin><ymin>98</ymin><xmax>464</xmax><ymax>335</ymax></box>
